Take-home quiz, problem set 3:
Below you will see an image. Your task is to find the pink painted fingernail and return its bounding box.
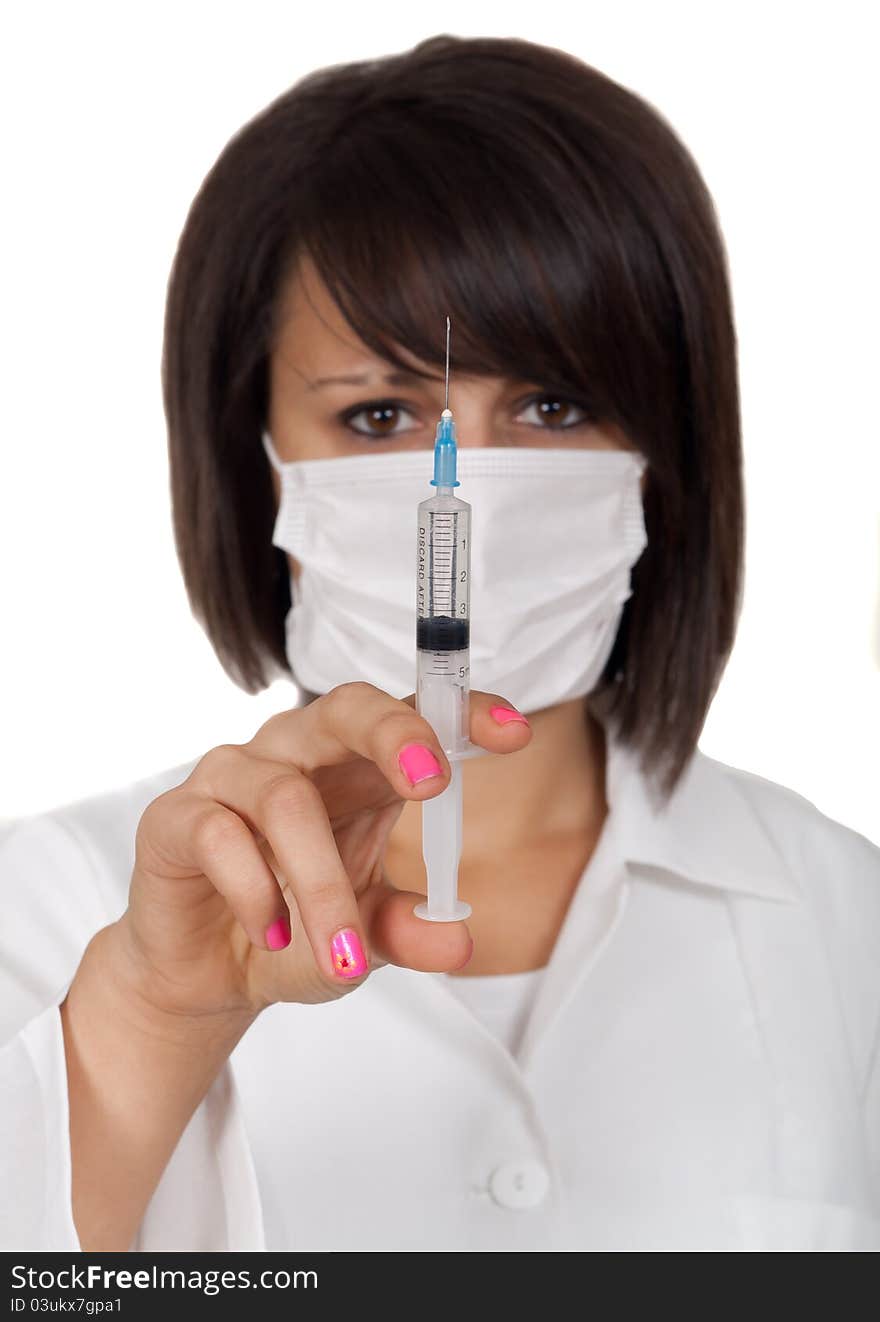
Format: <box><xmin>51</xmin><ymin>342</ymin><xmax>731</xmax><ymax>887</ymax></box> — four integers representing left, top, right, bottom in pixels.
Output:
<box><xmin>398</xmin><ymin>743</ymin><xmax>444</xmax><ymax>785</ymax></box>
<box><xmin>330</xmin><ymin>928</ymin><xmax>368</xmax><ymax>979</ymax></box>
<box><xmin>265</xmin><ymin>915</ymin><xmax>291</xmax><ymax>951</ymax></box>
<box><xmin>490</xmin><ymin>705</ymin><xmax>530</xmax><ymax>727</ymax></box>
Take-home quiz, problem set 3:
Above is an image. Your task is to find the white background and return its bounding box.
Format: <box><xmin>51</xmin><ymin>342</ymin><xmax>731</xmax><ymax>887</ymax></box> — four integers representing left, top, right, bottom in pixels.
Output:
<box><xmin>2</xmin><ymin>1</ymin><xmax>878</xmax><ymax>843</ymax></box>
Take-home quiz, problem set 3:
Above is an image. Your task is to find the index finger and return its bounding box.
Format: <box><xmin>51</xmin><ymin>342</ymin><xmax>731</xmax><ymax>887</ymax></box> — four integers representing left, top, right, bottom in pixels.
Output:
<box><xmin>248</xmin><ymin>682</ymin><xmax>531</xmax><ymax>797</ymax></box>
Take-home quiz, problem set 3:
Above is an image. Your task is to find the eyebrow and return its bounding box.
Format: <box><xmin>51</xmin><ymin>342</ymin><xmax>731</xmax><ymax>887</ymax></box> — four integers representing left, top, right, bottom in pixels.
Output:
<box><xmin>307</xmin><ymin>369</ymin><xmax>443</xmax><ymax>391</ymax></box>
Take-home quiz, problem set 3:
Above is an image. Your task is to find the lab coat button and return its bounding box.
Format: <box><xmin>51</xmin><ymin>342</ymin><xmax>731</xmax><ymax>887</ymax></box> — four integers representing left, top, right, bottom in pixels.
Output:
<box><xmin>488</xmin><ymin>1159</ymin><xmax>550</xmax><ymax>1210</ymax></box>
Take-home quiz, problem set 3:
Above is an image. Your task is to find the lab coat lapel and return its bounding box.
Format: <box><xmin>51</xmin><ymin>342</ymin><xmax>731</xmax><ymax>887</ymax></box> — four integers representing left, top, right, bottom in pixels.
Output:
<box><xmin>516</xmin><ymin>785</ymin><xmax>630</xmax><ymax>1075</ymax></box>
<box><xmin>517</xmin><ymin>727</ymin><xmax>803</xmax><ymax>1069</ymax></box>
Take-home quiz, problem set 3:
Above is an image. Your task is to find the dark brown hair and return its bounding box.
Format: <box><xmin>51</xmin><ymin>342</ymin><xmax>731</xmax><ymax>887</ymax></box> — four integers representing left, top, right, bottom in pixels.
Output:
<box><xmin>162</xmin><ymin>33</ymin><xmax>744</xmax><ymax>801</ymax></box>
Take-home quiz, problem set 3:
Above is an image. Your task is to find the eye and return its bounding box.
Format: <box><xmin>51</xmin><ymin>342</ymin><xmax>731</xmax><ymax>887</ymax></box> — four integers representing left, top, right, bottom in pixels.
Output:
<box><xmin>514</xmin><ymin>394</ymin><xmax>594</xmax><ymax>430</ymax></box>
<box><xmin>341</xmin><ymin>400</ymin><xmax>418</xmax><ymax>439</ymax></box>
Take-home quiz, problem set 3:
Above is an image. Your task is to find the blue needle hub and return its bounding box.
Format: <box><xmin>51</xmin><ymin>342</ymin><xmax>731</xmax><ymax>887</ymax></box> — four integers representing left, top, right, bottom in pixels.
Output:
<box><xmin>430</xmin><ymin>409</ymin><xmax>460</xmax><ymax>488</ymax></box>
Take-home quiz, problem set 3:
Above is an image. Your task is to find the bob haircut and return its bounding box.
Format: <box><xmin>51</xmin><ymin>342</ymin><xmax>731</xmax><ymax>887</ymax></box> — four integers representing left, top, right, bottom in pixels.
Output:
<box><xmin>162</xmin><ymin>33</ymin><xmax>744</xmax><ymax>803</ymax></box>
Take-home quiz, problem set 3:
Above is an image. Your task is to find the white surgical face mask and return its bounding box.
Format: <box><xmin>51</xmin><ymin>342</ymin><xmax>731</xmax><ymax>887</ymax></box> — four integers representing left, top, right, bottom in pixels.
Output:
<box><xmin>262</xmin><ymin>431</ymin><xmax>648</xmax><ymax>715</ymax></box>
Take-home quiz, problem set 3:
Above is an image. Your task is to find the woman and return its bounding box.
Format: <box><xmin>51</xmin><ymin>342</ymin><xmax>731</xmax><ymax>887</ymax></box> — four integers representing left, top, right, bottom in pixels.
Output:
<box><xmin>2</xmin><ymin>34</ymin><xmax>878</xmax><ymax>1253</ymax></box>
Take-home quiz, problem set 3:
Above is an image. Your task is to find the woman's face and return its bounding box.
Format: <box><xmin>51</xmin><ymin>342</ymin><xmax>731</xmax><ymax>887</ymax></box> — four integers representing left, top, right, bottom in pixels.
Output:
<box><xmin>267</xmin><ymin>255</ymin><xmax>645</xmax><ymax>581</ymax></box>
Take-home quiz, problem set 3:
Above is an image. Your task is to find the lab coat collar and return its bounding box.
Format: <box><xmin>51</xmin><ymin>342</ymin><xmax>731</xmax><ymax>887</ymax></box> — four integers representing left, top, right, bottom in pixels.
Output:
<box><xmin>602</xmin><ymin>715</ymin><xmax>800</xmax><ymax>905</ymax></box>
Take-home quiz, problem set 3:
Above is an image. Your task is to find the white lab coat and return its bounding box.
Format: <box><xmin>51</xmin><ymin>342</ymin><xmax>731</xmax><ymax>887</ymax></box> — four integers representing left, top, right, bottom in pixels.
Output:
<box><xmin>1</xmin><ymin>721</ymin><xmax>879</xmax><ymax>1252</ymax></box>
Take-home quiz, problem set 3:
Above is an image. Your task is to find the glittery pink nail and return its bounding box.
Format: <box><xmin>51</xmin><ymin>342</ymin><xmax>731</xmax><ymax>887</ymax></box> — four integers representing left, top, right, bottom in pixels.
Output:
<box><xmin>490</xmin><ymin>705</ymin><xmax>530</xmax><ymax>727</ymax></box>
<box><xmin>330</xmin><ymin>928</ymin><xmax>368</xmax><ymax>979</ymax></box>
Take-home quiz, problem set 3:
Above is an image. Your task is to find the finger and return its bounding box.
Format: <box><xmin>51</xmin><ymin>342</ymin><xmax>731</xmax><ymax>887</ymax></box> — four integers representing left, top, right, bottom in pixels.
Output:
<box><xmin>194</xmin><ymin>745</ymin><xmax>370</xmax><ymax>985</ymax></box>
<box><xmin>358</xmin><ymin>878</ymin><xmax>474</xmax><ymax>974</ymax></box>
<box><xmin>137</xmin><ymin>789</ymin><xmax>292</xmax><ymax>955</ymax></box>
<box><xmin>249</xmin><ymin>681</ymin><xmax>453</xmax><ymax>799</ymax></box>
<box><xmin>248</xmin><ymin>684</ymin><xmax>532</xmax><ymax>797</ymax></box>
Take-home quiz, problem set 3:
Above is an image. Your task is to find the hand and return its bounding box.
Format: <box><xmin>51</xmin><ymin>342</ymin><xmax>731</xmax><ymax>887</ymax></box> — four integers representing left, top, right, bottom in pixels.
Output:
<box><xmin>112</xmin><ymin>682</ymin><xmax>532</xmax><ymax>1019</ymax></box>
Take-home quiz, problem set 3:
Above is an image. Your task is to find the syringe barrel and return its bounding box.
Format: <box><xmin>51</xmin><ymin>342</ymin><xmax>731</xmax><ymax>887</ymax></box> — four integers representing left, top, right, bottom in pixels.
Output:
<box><xmin>414</xmin><ymin>485</ymin><xmax>472</xmax><ymax>923</ymax></box>
<box><xmin>415</xmin><ymin>490</ymin><xmax>471</xmax><ymax>755</ymax></box>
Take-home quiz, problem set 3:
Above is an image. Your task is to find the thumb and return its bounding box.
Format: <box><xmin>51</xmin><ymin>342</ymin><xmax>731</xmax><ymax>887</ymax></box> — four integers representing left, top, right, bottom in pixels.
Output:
<box><xmin>359</xmin><ymin>877</ymin><xmax>474</xmax><ymax>974</ymax></box>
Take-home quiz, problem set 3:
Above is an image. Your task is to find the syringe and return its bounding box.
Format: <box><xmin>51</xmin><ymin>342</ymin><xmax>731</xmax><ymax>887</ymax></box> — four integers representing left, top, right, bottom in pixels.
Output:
<box><xmin>413</xmin><ymin>317</ymin><xmax>475</xmax><ymax>923</ymax></box>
